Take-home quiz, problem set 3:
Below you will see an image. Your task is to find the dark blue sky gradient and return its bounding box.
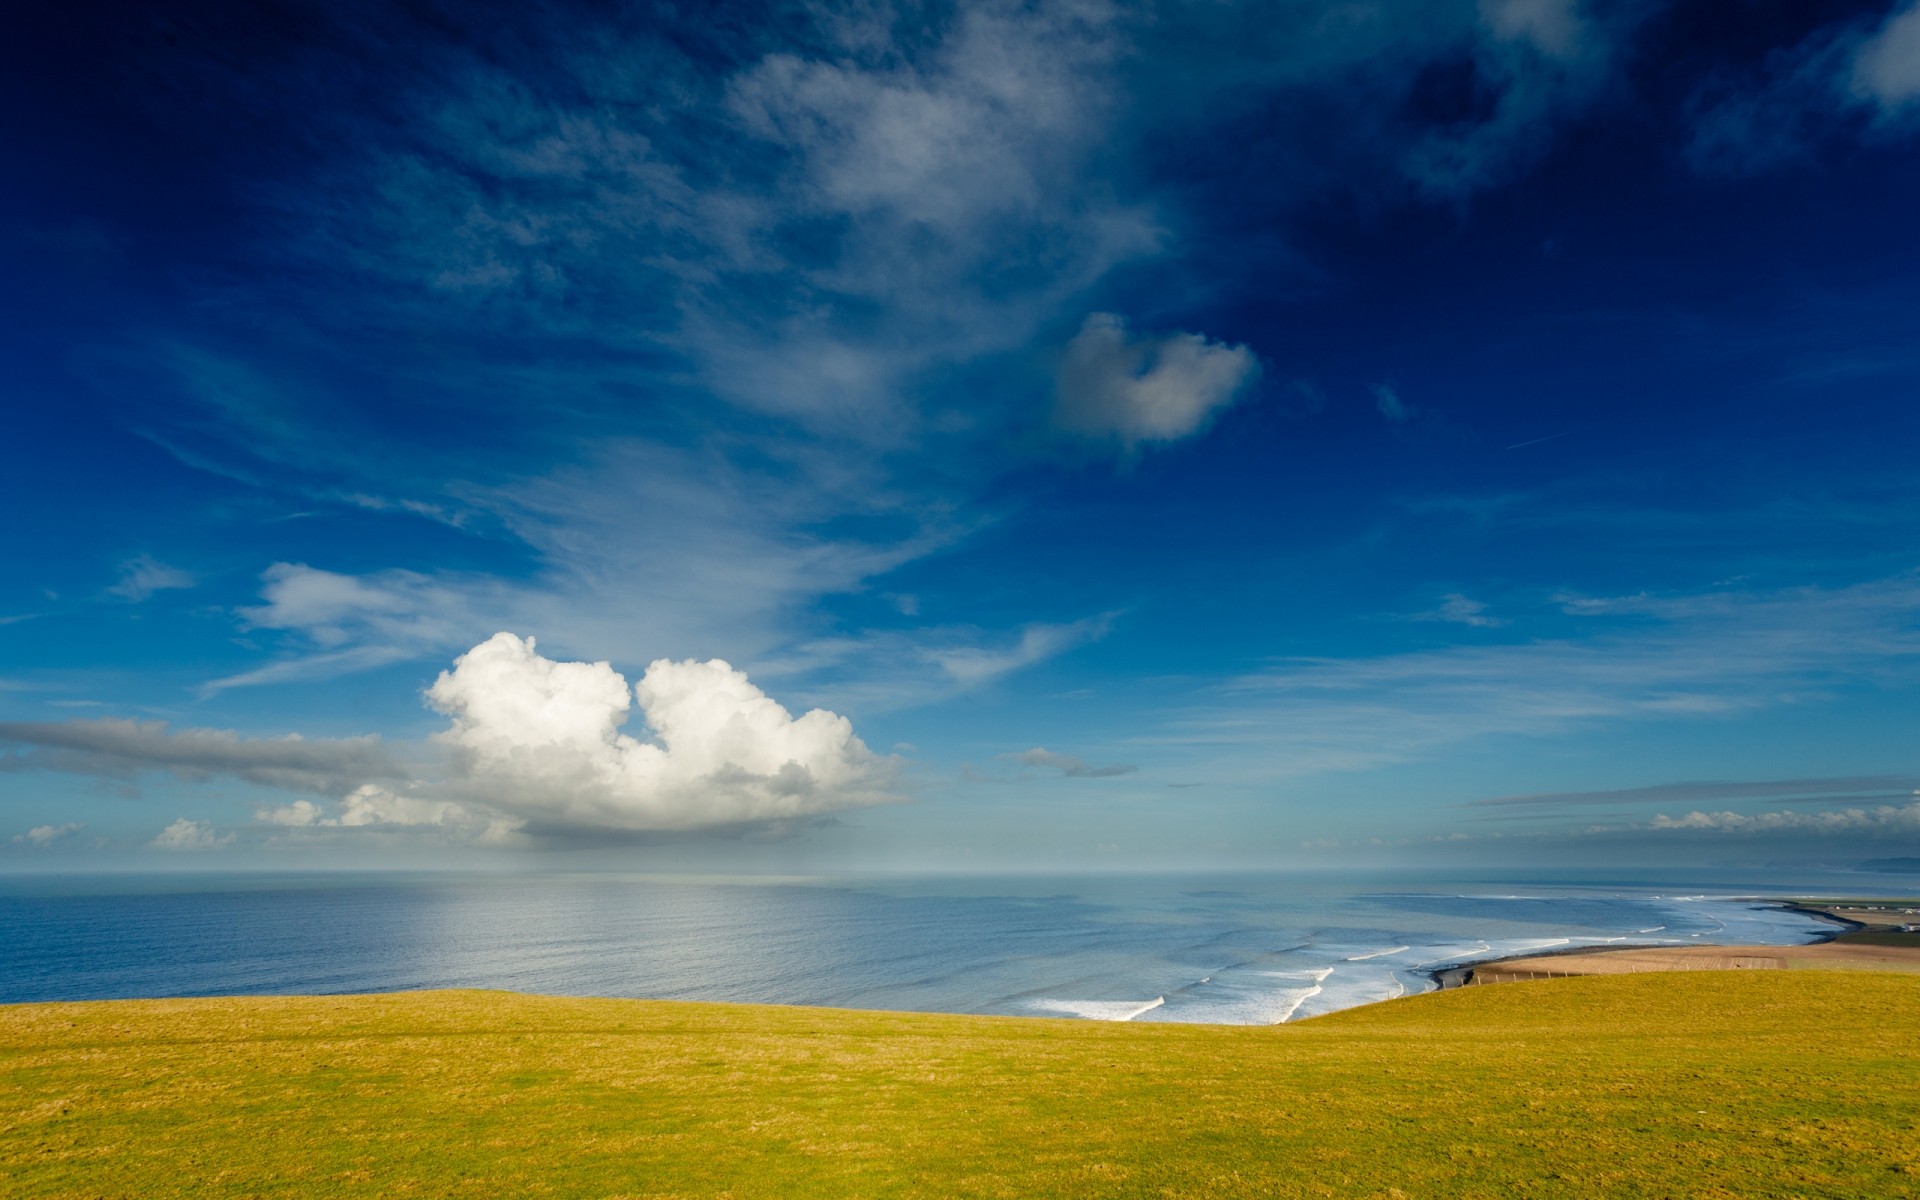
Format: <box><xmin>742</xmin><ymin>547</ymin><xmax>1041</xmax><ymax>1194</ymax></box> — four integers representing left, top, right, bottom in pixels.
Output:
<box><xmin>4</xmin><ymin>0</ymin><xmax>1920</xmax><ymax>869</ymax></box>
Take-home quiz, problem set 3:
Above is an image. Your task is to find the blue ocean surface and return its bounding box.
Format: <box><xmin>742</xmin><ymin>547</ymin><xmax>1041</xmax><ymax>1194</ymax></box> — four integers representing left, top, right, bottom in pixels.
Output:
<box><xmin>0</xmin><ymin>870</ymin><xmax>1852</xmax><ymax>1023</ymax></box>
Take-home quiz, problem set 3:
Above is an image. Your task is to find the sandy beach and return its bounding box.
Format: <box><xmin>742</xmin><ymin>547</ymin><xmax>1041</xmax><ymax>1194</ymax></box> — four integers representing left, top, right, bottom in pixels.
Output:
<box><xmin>1437</xmin><ymin>900</ymin><xmax>1920</xmax><ymax>987</ymax></box>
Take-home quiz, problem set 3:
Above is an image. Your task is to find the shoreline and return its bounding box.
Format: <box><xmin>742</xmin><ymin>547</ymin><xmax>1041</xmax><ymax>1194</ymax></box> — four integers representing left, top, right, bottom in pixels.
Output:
<box><xmin>2</xmin><ymin>893</ymin><xmax>1911</xmax><ymax>1023</ymax></box>
<box><xmin>1421</xmin><ymin>899</ymin><xmax>1915</xmax><ymax>990</ymax></box>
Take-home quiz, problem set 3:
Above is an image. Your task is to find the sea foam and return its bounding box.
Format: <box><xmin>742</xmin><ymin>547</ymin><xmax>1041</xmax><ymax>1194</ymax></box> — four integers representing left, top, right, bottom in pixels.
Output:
<box><xmin>1028</xmin><ymin>996</ymin><xmax>1166</xmax><ymax>1021</ymax></box>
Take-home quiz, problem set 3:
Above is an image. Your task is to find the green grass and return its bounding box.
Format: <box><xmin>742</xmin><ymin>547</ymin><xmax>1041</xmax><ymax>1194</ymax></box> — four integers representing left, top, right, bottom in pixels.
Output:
<box><xmin>1836</xmin><ymin>930</ymin><xmax>1920</xmax><ymax>947</ymax></box>
<box><xmin>5</xmin><ymin>973</ymin><xmax>1919</xmax><ymax>1198</ymax></box>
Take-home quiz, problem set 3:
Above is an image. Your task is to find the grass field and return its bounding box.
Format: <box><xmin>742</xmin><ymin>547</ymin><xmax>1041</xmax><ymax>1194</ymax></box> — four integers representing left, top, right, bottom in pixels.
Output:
<box><xmin>5</xmin><ymin>973</ymin><xmax>1919</xmax><ymax>1198</ymax></box>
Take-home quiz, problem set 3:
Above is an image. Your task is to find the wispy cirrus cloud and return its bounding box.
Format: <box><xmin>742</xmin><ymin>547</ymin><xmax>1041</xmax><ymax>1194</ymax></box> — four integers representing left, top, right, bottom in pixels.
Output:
<box><xmin>1687</xmin><ymin>0</ymin><xmax>1920</xmax><ymax>174</ymax></box>
<box><xmin>108</xmin><ymin>0</ymin><xmax>1669</xmax><ymax>710</ymax></box>
<box><xmin>1159</xmin><ymin>574</ymin><xmax>1920</xmax><ymax>779</ymax></box>
<box><xmin>108</xmin><ymin>555</ymin><xmax>195</xmax><ymax>602</ymax></box>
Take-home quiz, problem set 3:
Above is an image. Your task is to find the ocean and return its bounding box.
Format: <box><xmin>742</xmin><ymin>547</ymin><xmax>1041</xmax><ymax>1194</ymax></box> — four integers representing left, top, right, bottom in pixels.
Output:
<box><xmin>0</xmin><ymin>869</ymin><xmax>1856</xmax><ymax>1023</ymax></box>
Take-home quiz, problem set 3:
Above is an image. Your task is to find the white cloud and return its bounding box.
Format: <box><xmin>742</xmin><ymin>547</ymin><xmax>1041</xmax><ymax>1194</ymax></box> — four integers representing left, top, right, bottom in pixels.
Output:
<box><xmin>152</xmin><ymin>818</ymin><xmax>235</xmax><ymax>850</ymax></box>
<box><xmin>1649</xmin><ymin>803</ymin><xmax>1920</xmax><ymax>834</ymax></box>
<box><xmin>1055</xmin><ymin>313</ymin><xmax>1259</xmax><ymax>449</ymax></box>
<box><xmin>109</xmin><ymin>555</ymin><xmax>195</xmax><ymax>602</ymax></box>
<box><xmin>1853</xmin><ymin>1</ymin><xmax>1920</xmax><ymax>110</ymax></box>
<box><xmin>256</xmin><ymin>785</ymin><xmax>514</xmax><ymax>843</ymax></box>
<box><xmin>12</xmin><ymin>822</ymin><xmax>83</xmax><ymax>846</ymax></box>
<box><xmin>204</xmin><ymin>438</ymin><xmax>962</xmax><ymax>694</ymax></box>
<box><xmin>239</xmin><ymin>562</ymin><xmax>462</xmax><ymax>649</ymax></box>
<box><xmin>926</xmin><ymin>615</ymin><xmax>1113</xmax><ymax>687</ymax></box>
<box><xmin>1419</xmin><ymin>594</ymin><xmax>1503</xmax><ymax>628</ymax></box>
<box><xmin>255</xmin><ymin>799</ymin><xmax>325</xmax><ymax>826</ymax></box>
<box><xmin>7</xmin><ymin>632</ymin><xmax>903</xmax><ymax>842</ymax></box>
<box><xmin>133</xmin><ymin>3</ymin><xmax>1656</xmax><ymax>706</ymax></box>
<box><xmin>424</xmin><ymin>632</ymin><xmax>897</xmax><ymax>833</ymax></box>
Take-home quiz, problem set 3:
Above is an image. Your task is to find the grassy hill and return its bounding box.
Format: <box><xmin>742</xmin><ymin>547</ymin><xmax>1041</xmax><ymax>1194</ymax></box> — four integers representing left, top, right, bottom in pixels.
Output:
<box><xmin>4</xmin><ymin>973</ymin><xmax>1918</xmax><ymax>1198</ymax></box>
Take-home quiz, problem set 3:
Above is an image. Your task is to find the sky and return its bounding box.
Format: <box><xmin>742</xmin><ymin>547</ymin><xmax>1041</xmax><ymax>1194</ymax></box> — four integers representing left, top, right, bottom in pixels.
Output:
<box><xmin>5</xmin><ymin>0</ymin><xmax>1920</xmax><ymax>873</ymax></box>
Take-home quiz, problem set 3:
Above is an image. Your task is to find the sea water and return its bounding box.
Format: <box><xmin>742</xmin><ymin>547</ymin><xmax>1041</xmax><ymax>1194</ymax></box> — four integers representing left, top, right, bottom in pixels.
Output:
<box><xmin>0</xmin><ymin>870</ymin><xmax>1850</xmax><ymax>1022</ymax></box>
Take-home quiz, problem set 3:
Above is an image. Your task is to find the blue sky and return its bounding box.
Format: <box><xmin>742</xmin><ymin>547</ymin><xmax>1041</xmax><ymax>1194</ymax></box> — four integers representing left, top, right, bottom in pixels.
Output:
<box><xmin>5</xmin><ymin>0</ymin><xmax>1920</xmax><ymax>871</ymax></box>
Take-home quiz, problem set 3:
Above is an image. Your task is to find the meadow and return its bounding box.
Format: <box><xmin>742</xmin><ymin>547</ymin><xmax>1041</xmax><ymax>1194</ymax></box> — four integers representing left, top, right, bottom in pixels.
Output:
<box><xmin>4</xmin><ymin>972</ymin><xmax>1917</xmax><ymax>1198</ymax></box>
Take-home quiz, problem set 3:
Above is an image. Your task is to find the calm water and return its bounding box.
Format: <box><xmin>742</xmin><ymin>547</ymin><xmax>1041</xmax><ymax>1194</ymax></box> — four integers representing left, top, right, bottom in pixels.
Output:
<box><xmin>0</xmin><ymin>870</ymin><xmax>1851</xmax><ymax>1023</ymax></box>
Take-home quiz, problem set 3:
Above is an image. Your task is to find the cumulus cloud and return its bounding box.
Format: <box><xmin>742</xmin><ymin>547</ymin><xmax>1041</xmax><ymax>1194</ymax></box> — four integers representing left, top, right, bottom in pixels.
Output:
<box><xmin>152</xmin><ymin>818</ymin><xmax>235</xmax><ymax>850</ymax></box>
<box><xmin>109</xmin><ymin>554</ymin><xmax>194</xmax><ymax>602</ymax></box>
<box><xmin>1055</xmin><ymin>313</ymin><xmax>1259</xmax><ymax>450</ymax></box>
<box><xmin>5</xmin><ymin>633</ymin><xmax>899</xmax><ymax>842</ymax></box>
<box><xmin>1853</xmin><ymin>1</ymin><xmax>1920</xmax><ymax>111</ymax></box>
<box><xmin>1010</xmin><ymin>747</ymin><xmax>1136</xmax><ymax>779</ymax></box>
<box><xmin>0</xmin><ymin>718</ymin><xmax>404</xmax><ymax>795</ymax></box>
<box><xmin>423</xmin><ymin>633</ymin><xmax>896</xmax><ymax>834</ymax></box>
<box><xmin>12</xmin><ymin>822</ymin><xmax>83</xmax><ymax>846</ymax></box>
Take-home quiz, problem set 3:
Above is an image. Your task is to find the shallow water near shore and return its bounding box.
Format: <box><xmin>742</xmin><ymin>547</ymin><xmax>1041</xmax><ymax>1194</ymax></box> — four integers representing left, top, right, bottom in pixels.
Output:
<box><xmin>0</xmin><ymin>868</ymin><xmax>1859</xmax><ymax>1022</ymax></box>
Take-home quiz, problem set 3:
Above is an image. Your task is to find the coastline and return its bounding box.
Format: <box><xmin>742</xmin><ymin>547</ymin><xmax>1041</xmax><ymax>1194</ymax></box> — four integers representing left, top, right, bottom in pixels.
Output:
<box><xmin>1422</xmin><ymin>899</ymin><xmax>1917</xmax><ymax>990</ymax></box>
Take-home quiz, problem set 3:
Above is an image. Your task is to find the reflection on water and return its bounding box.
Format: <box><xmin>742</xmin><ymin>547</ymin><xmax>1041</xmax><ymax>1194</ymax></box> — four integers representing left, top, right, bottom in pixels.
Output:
<box><xmin>0</xmin><ymin>870</ymin><xmax>1846</xmax><ymax>1022</ymax></box>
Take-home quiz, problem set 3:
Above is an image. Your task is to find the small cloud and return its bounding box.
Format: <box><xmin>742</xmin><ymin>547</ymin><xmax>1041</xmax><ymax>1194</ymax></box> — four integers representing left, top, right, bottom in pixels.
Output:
<box><xmin>255</xmin><ymin>799</ymin><xmax>326</xmax><ymax>826</ymax></box>
<box><xmin>929</xmin><ymin>615</ymin><xmax>1112</xmax><ymax>687</ymax></box>
<box><xmin>1373</xmin><ymin>384</ymin><xmax>1414</xmax><ymax>423</ymax></box>
<box><xmin>1415</xmin><ymin>594</ymin><xmax>1505</xmax><ymax>629</ymax></box>
<box><xmin>1008</xmin><ymin>747</ymin><xmax>1137</xmax><ymax>778</ymax></box>
<box><xmin>12</xmin><ymin>822</ymin><xmax>83</xmax><ymax>846</ymax></box>
<box><xmin>151</xmin><ymin>818</ymin><xmax>235</xmax><ymax>850</ymax></box>
<box><xmin>885</xmin><ymin>593</ymin><xmax>920</xmax><ymax>616</ymax></box>
<box><xmin>1055</xmin><ymin>313</ymin><xmax>1259</xmax><ymax>450</ymax></box>
<box><xmin>109</xmin><ymin>555</ymin><xmax>195</xmax><ymax>602</ymax></box>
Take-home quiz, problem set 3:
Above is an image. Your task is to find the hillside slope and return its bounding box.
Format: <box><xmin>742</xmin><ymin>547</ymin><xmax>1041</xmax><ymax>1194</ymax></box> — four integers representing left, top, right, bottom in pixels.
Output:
<box><xmin>4</xmin><ymin>973</ymin><xmax>1918</xmax><ymax>1198</ymax></box>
